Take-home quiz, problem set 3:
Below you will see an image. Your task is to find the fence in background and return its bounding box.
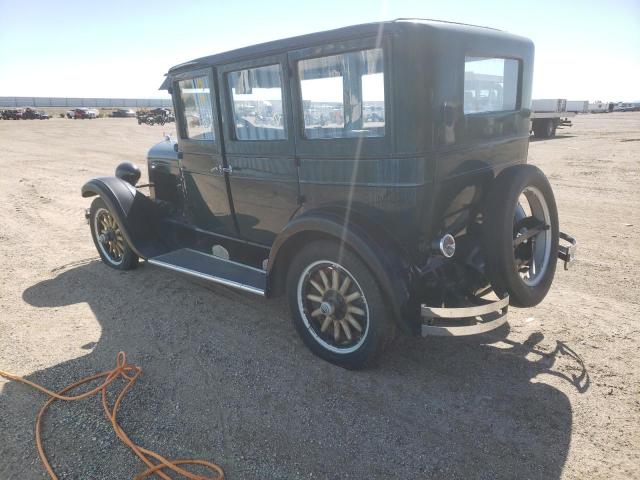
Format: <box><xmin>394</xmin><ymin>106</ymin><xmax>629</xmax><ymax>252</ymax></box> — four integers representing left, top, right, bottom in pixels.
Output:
<box><xmin>0</xmin><ymin>96</ymin><xmax>172</xmax><ymax>108</ymax></box>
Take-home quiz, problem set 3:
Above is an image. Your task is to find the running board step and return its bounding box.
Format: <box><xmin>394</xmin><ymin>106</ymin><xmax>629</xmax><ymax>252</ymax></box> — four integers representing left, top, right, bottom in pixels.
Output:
<box><xmin>147</xmin><ymin>248</ymin><xmax>266</xmax><ymax>296</ymax></box>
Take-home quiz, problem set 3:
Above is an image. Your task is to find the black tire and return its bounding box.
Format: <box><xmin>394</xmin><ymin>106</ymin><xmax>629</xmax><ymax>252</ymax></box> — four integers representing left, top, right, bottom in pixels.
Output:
<box><xmin>286</xmin><ymin>240</ymin><xmax>395</xmax><ymax>369</ymax></box>
<box><xmin>533</xmin><ymin>119</ymin><xmax>556</xmax><ymax>139</ymax></box>
<box><xmin>482</xmin><ymin>164</ymin><xmax>559</xmax><ymax>307</ymax></box>
<box><xmin>89</xmin><ymin>198</ymin><xmax>138</xmax><ymax>270</ymax></box>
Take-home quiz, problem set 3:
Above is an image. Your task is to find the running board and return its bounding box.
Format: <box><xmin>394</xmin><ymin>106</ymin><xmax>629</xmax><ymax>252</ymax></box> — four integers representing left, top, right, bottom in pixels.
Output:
<box><xmin>147</xmin><ymin>248</ymin><xmax>266</xmax><ymax>296</ymax></box>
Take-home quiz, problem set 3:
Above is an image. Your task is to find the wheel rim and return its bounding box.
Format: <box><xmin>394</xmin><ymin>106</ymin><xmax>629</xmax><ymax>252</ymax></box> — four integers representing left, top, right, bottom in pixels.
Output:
<box><xmin>94</xmin><ymin>207</ymin><xmax>125</xmax><ymax>265</ymax></box>
<box><xmin>513</xmin><ymin>186</ymin><xmax>552</xmax><ymax>286</ymax></box>
<box><xmin>297</xmin><ymin>260</ymin><xmax>370</xmax><ymax>354</ymax></box>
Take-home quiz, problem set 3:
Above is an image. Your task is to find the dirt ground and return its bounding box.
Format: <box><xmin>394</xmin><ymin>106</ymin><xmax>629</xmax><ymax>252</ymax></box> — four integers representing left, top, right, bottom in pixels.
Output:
<box><xmin>0</xmin><ymin>114</ymin><xmax>638</xmax><ymax>479</ymax></box>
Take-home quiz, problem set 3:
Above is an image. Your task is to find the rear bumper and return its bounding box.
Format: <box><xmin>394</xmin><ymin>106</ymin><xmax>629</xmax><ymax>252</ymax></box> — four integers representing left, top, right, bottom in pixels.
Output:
<box><xmin>421</xmin><ymin>294</ymin><xmax>509</xmax><ymax>337</ymax></box>
<box><xmin>420</xmin><ymin>232</ymin><xmax>576</xmax><ymax>336</ymax></box>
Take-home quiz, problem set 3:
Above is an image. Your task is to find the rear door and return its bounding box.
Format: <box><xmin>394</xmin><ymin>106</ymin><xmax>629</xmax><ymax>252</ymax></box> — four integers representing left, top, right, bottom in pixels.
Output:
<box><xmin>216</xmin><ymin>55</ymin><xmax>299</xmax><ymax>246</ymax></box>
<box><xmin>173</xmin><ymin>68</ymin><xmax>236</xmax><ymax>237</ymax></box>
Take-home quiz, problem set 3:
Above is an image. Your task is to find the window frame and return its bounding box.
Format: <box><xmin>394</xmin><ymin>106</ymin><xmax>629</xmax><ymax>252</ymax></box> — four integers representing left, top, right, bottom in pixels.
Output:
<box><xmin>462</xmin><ymin>54</ymin><xmax>523</xmax><ymax>116</ymax></box>
<box><xmin>217</xmin><ymin>54</ymin><xmax>294</xmax><ymax>156</ymax></box>
<box><xmin>172</xmin><ymin>68</ymin><xmax>220</xmax><ymax>146</ymax></box>
<box><xmin>288</xmin><ymin>36</ymin><xmax>393</xmax><ymax>156</ymax></box>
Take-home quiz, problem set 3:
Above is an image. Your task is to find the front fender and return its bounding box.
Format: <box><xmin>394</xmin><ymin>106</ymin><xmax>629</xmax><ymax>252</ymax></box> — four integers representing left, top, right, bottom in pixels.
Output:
<box><xmin>82</xmin><ymin>177</ymin><xmax>169</xmax><ymax>259</ymax></box>
<box><xmin>267</xmin><ymin>210</ymin><xmax>419</xmax><ymax>335</ymax></box>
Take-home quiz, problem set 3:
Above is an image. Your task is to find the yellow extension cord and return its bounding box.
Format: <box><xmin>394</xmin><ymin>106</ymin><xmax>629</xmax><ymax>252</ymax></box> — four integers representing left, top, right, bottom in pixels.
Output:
<box><xmin>0</xmin><ymin>352</ymin><xmax>225</xmax><ymax>480</ymax></box>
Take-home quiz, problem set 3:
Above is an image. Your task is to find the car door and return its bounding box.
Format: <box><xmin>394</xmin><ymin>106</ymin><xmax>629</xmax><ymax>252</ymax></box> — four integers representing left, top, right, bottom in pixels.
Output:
<box><xmin>217</xmin><ymin>55</ymin><xmax>299</xmax><ymax>246</ymax></box>
<box><xmin>173</xmin><ymin>68</ymin><xmax>236</xmax><ymax>237</ymax></box>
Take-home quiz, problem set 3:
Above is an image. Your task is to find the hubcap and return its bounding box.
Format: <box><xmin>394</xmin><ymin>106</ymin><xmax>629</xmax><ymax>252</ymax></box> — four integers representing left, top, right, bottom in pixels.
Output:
<box><xmin>513</xmin><ymin>186</ymin><xmax>552</xmax><ymax>286</ymax></box>
<box><xmin>94</xmin><ymin>208</ymin><xmax>125</xmax><ymax>265</ymax></box>
<box><xmin>297</xmin><ymin>261</ymin><xmax>369</xmax><ymax>354</ymax></box>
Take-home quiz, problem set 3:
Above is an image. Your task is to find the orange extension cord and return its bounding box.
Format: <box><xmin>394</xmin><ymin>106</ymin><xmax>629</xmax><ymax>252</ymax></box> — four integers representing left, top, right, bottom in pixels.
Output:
<box><xmin>0</xmin><ymin>352</ymin><xmax>224</xmax><ymax>480</ymax></box>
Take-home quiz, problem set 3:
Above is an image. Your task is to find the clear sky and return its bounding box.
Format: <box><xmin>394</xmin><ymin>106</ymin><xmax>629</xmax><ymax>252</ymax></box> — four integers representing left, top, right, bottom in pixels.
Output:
<box><xmin>0</xmin><ymin>0</ymin><xmax>638</xmax><ymax>101</ymax></box>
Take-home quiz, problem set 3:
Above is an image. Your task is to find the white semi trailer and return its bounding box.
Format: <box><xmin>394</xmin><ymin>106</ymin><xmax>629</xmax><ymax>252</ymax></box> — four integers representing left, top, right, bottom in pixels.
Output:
<box><xmin>530</xmin><ymin>99</ymin><xmax>575</xmax><ymax>139</ymax></box>
<box><xmin>589</xmin><ymin>101</ymin><xmax>611</xmax><ymax>113</ymax></box>
<box><xmin>566</xmin><ymin>100</ymin><xmax>589</xmax><ymax>113</ymax></box>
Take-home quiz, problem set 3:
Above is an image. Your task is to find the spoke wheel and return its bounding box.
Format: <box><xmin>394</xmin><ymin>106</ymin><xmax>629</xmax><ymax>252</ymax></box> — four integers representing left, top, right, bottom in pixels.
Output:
<box><xmin>297</xmin><ymin>261</ymin><xmax>370</xmax><ymax>354</ymax></box>
<box><xmin>89</xmin><ymin>198</ymin><xmax>138</xmax><ymax>270</ymax></box>
<box><xmin>94</xmin><ymin>207</ymin><xmax>126</xmax><ymax>265</ymax></box>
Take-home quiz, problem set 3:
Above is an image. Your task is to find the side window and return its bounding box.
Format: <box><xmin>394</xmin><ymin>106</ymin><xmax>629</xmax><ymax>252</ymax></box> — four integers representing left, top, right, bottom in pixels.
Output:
<box><xmin>178</xmin><ymin>76</ymin><xmax>215</xmax><ymax>141</ymax></box>
<box><xmin>227</xmin><ymin>64</ymin><xmax>286</xmax><ymax>141</ymax></box>
<box><xmin>463</xmin><ymin>57</ymin><xmax>519</xmax><ymax>114</ymax></box>
<box><xmin>298</xmin><ymin>48</ymin><xmax>385</xmax><ymax>139</ymax></box>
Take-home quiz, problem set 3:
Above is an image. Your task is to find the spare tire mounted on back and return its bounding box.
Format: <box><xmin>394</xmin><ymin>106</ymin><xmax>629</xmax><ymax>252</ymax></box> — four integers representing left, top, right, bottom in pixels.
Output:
<box><xmin>482</xmin><ymin>164</ymin><xmax>559</xmax><ymax>307</ymax></box>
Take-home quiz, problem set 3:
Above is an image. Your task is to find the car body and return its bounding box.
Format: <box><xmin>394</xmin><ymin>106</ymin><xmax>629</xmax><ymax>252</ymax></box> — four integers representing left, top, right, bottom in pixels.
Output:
<box><xmin>111</xmin><ymin>108</ymin><xmax>137</xmax><ymax>118</ymax></box>
<box><xmin>83</xmin><ymin>19</ymin><xmax>576</xmax><ymax>368</ymax></box>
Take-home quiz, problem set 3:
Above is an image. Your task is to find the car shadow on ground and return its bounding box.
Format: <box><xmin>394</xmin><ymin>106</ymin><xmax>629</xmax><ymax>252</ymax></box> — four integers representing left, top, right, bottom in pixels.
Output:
<box><xmin>1</xmin><ymin>260</ymin><xmax>588</xmax><ymax>479</ymax></box>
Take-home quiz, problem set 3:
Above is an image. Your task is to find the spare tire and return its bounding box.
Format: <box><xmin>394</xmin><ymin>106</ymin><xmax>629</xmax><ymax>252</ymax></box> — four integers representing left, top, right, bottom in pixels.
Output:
<box><xmin>482</xmin><ymin>164</ymin><xmax>559</xmax><ymax>307</ymax></box>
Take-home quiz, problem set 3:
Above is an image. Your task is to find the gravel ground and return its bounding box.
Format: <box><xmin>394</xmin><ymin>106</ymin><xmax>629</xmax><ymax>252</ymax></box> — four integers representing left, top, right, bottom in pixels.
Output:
<box><xmin>0</xmin><ymin>114</ymin><xmax>639</xmax><ymax>479</ymax></box>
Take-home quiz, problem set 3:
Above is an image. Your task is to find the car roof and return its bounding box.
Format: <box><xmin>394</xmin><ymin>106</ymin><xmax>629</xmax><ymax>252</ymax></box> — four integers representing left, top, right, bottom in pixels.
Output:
<box><xmin>162</xmin><ymin>18</ymin><xmax>521</xmax><ymax>86</ymax></box>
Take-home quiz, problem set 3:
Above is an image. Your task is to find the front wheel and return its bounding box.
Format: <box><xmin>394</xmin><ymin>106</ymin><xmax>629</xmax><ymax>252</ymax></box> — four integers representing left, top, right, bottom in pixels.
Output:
<box><xmin>89</xmin><ymin>198</ymin><xmax>138</xmax><ymax>270</ymax></box>
<box><xmin>286</xmin><ymin>240</ymin><xmax>394</xmax><ymax>369</ymax></box>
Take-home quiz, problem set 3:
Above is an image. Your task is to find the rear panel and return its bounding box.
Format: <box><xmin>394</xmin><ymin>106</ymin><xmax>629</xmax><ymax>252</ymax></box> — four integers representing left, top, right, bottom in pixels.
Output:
<box><xmin>415</xmin><ymin>23</ymin><xmax>534</xmax><ymax>246</ymax></box>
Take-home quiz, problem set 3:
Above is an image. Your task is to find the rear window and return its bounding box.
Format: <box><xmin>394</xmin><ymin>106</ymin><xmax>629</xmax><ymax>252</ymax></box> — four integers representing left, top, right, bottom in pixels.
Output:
<box><xmin>464</xmin><ymin>57</ymin><xmax>519</xmax><ymax>114</ymax></box>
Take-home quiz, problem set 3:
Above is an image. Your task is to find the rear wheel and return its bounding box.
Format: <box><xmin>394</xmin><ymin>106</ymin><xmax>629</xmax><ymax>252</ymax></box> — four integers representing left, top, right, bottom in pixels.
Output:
<box><xmin>483</xmin><ymin>165</ymin><xmax>559</xmax><ymax>307</ymax></box>
<box><xmin>533</xmin><ymin>119</ymin><xmax>556</xmax><ymax>139</ymax></box>
<box><xmin>89</xmin><ymin>198</ymin><xmax>138</xmax><ymax>270</ymax></box>
<box><xmin>286</xmin><ymin>240</ymin><xmax>394</xmax><ymax>369</ymax></box>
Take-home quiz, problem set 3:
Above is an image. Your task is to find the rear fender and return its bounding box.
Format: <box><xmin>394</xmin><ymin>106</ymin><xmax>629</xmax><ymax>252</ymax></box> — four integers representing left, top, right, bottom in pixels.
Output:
<box><xmin>82</xmin><ymin>176</ymin><xmax>169</xmax><ymax>259</ymax></box>
<box><xmin>267</xmin><ymin>210</ymin><xmax>419</xmax><ymax>335</ymax></box>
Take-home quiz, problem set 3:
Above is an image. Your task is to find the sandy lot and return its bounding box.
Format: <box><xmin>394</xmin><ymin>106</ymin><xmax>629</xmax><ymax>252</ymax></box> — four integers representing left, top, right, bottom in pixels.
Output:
<box><xmin>0</xmin><ymin>114</ymin><xmax>638</xmax><ymax>479</ymax></box>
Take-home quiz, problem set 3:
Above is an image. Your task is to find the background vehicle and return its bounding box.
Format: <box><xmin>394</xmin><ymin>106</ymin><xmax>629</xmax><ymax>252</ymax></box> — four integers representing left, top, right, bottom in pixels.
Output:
<box><xmin>137</xmin><ymin>107</ymin><xmax>174</xmax><ymax>125</ymax></box>
<box><xmin>83</xmin><ymin>20</ymin><xmax>575</xmax><ymax>368</ymax></box>
<box><xmin>566</xmin><ymin>100</ymin><xmax>589</xmax><ymax>113</ymax></box>
<box><xmin>1</xmin><ymin>108</ymin><xmax>24</xmax><ymax>120</ymax></box>
<box><xmin>613</xmin><ymin>102</ymin><xmax>640</xmax><ymax>112</ymax></box>
<box><xmin>111</xmin><ymin>108</ymin><xmax>137</xmax><ymax>118</ymax></box>
<box><xmin>530</xmin><ymin>98</ymin><xmax>575</xmax><ymax>138</ymax></box>
<box><xmin>22</xmin><ymin>108</ymin><xmax>50</xmax><ymax>120</ymax></box>
<box><xmin>588</xmin><ymin>101</ymin><xmax>611</xmax><ymax>113</ymax></box>
<box><xmin>73</xmin><ymin>107</ymin><xmax>98</xmax><ymax>119</ymax></box>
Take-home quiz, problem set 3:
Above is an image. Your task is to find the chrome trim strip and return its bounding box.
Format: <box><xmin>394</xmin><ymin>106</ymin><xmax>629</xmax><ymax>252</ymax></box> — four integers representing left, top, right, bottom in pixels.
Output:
<box><xmin>421</xmin><ymin>314</ymin><xmax>508</xmax><ymax>337</ymax></box>
<box><xmin>147</xmin><ymin>258</ymin><xmax>266</xmax><ymax>296</ymax></box>
<box><xmin>420</xmin><ymin>294</ymin><xmax>509</xmax><ymax>337</ymax></box>
<box><xmin>421</xmin><ymin>294</ymin><xmax>509</xmax><ymax>319</ymax></box>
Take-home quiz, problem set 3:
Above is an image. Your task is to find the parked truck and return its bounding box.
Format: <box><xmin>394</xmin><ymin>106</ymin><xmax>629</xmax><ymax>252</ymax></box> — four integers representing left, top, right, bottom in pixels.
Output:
<box><xmin>530</xmin><ymin>98</ymin><xmax>575</xmax><ymax>139</ymax></box>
